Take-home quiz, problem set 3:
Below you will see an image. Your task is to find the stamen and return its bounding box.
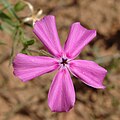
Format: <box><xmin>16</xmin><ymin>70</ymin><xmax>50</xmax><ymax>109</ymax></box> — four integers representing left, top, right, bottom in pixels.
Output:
<box><xmin>60</xmin><ymin>58</ymin><xmax>68</xmax><ymax>66</ymax></box>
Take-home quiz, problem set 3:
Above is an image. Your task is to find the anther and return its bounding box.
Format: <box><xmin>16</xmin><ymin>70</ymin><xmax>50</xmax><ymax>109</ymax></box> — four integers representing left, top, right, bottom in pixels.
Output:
<box><xmin>60</xmin><ymin>58</ymin><xmax>68</xmax><ymax>66</ymax></box>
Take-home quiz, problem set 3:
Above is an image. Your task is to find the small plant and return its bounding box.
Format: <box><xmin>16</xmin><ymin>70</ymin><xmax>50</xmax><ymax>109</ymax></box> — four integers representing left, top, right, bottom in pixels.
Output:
<box><xmin>13</xmin><ymin>15</ymin><xmax>107</xmax><ymax>112</ymax></box>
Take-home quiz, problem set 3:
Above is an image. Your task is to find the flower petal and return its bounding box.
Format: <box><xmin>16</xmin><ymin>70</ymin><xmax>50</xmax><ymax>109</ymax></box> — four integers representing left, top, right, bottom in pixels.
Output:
<box><xmin>33</xmin><ymin>15</ymin><xmax>62</xmax><ymax>58</ymax></box>
<box><xmin>13</xmin><ymin>53</ymin><xmax>59</xmax><ymax>82</ymax></box>
<box><xmin>48</xmin><ymin>68</ymin><xmax>75</xmax><ymax>112</ymax></box>
<box><xmin>64</xmin><ymin>22</ymin><xmax>96</xmax><ymax>59</ymax></box>
<box><xmin>69</xmin><ymin>60</ymin><xmax>107</xmax><ymax>89</ymax></box>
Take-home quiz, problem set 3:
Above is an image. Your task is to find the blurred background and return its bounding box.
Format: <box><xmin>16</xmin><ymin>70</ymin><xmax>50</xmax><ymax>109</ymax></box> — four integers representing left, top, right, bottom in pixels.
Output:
<box><xmin>0</xmin><ymin>0</ymin><xmax>120</xmax><ymax>120</ymax></box>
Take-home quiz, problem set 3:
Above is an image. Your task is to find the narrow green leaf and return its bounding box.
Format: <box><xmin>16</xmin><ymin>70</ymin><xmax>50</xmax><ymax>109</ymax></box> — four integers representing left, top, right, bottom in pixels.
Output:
<box><xmin>0</xmin><ymin>10</ymin><xmax>11</xmax><ymax>20</ymax></box>
<box><xmin>4</xmin><ymin>19</ymin><xmax>19</xmax><ymax>27</ymax></box>
<box><xmin>14</xmin><ymin>1</ymin><xmax>26</xmax><ymax>12</ymax></box>
<box><xmin>0</xmin><ymin>10</ymin><xmax>18</xmax><ymax>27</ymax></box>
<box><xmin>24</xmin><ymin>39</ymin><xmax>35</xmax><ymax>46</ymax></box>
<box><xmin>1</xmin><ymin>22</ymin><xmax>14</xmax><ymax>34</ymax></box>
<box><xmin>0</xmin><ymin>41</ymin><xmax>6</xmax><ymax>45</ymax></box>
<box><xmin>21</xmin><ymin>49</ymin><xmax>28</xmax><ymax>54</ymax></box>
<box><xmin>1</xmin><ymin>0</ymin><xmax>20</xmax><ymax>20</ymax></box>
<box><xmin>0</xmin><ymin>24</ymin><xmax>3</xmax><ymax>30</ymax></box>
<box><xmin>24</xmin><ymin>22</ymin><xmax>33</xmax><ymax>27</ymax></box>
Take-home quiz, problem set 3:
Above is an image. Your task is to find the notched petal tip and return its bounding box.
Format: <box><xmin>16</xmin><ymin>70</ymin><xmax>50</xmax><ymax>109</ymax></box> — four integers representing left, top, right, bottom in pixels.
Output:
<box><xmin>99</xmin><ymin>85</ymin><xmax>106</xmax><ymax>89</ymax></box>
<box><xmin>49</xmin><ymin>103</ymin><xmax>74</xmax><ymax>112</ymax></box>
<box><xmin>33</xmin><ymin>15</ymin><xmax>55</xmax><ymax>27</ymax></box>
<box><xmin>90</xmin><ymin>29</ymin><xmax>97</xmax><ymax>38</ymax></box>
<box><xmin>92</xmin><ymin>84</ymin><xmax>106</xmax><ymax>89</ymax></box>
<box><xmin>13</xmin><ymin>70</ymin><xmax>29</xmax><ymax>82</ymax></box>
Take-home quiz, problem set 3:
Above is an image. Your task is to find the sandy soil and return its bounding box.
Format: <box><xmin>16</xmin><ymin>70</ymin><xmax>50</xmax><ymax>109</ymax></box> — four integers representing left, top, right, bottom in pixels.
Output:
<box><xmin>0</xmin><ymin>0</ymin><xmax>120</xmax><ymax>120</ymax></box>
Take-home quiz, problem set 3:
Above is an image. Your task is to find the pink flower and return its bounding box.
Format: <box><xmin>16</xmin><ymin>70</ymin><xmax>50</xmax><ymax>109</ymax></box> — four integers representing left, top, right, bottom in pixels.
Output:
<box><xmin>13</xmin><ymin>15</ymin><xmax>107</xmax><ymax>112</ymax></box>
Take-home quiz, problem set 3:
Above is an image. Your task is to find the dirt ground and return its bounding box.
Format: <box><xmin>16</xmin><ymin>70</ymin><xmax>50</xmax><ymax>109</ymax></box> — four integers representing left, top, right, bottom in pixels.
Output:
<box><xmin>0</xmin><ymin>0</ymin><xmax>120</xmax><ymax>120</ymax></box>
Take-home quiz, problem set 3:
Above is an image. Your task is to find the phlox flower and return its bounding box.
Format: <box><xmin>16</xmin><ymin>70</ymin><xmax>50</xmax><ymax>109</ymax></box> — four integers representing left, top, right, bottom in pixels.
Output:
<box><xmin>13</xmin><ymin>15</ymin><xmax>107</xmax><ymax>112</ymax></box>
